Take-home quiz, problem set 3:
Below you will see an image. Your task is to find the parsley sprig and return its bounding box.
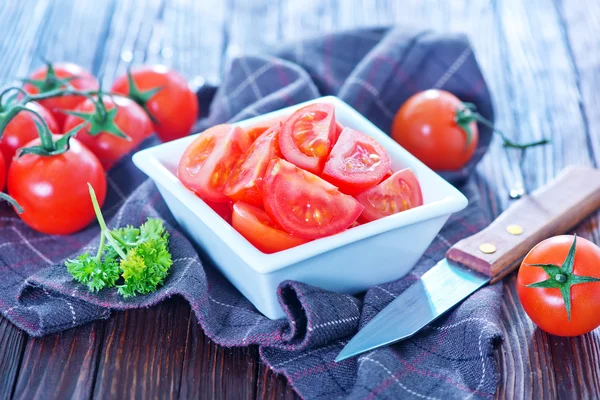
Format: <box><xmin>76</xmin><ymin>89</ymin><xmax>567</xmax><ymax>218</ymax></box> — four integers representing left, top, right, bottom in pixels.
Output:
<box><xmin>65</xmin><ymin>184</ymin><xmax>173</xmax><ymax>297</ymax></box>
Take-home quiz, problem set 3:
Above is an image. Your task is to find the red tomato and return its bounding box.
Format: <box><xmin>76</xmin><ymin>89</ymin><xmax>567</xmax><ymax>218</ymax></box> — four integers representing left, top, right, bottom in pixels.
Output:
<box><xmin>7</xmin><ymin>135</ymin><xmax>106</xmax><ymax>235</ymax></box>
<box><xmin>380</xmin><ymin>169</ymin><xmax>393</xmax><ymax>182</ymax></box>
<box><xmin>322</xmin><ymin>127</ymin><xmax>391</xmax><ymax>195</ymax></box>
<box><xmin>223</xmin><ymin>124</ymin><xmax>282</xmax><ymax>207</ymax></box>
<box><xmin>0</xmin><ymin>151</ymin><xmax>5</xmax><ymax>192</ymax></box>
<box><xmin>392</xmin><ymin>90</ymin><xmax>478</xmax><ymax>171</ymax></box>
<box><xmin>517</xmin><ymin>235</ymin><xmax>600</xmax><ymax>337</ymax></box>
<box><xmin>178</xmin><ymin>124</ymin><xmax>251</xmax><ymax>202</ymax></box>
<box><xmin>63</xmin><ymin>95</ymin><xmax>153</xmax><ymax>170</ymax></box>
<box><xmin>111</xmin><ymin>65</ymin><xmax>199</xmax><ymax>142</ymax></box>
<box><xmin>232</xmin><ymin>202</ymin><xmax>309</xmax><ymax>253</ymax></box>
<box><xmin>0</xmin><ymin>102</ymin><xmax>59</xmax><ymax>166</ymax></box>
<box><xmin>23</xmin><ymin>62</ymin><xmax>99</xmax><ymax>129</ymax></box>
<box><xmin>279</xmin><ymin>103</ymin><xmax>336</xmax><ymax>174</ymax></box>
<box><xmin>355</xmin><ymin>168</ymin><xmax>423</xmax><ymax>222</ymax></box>
<box><xmin>263</xmin><ymin>158</ymin><xmax>363</xmax><ymax>239</ymax></box>
<box><xmin>205</xmin><ymin>200</ymin><xmax>234</xmax><ymax>224</ymax></box>
<box><xmin>244</xmin><ymin>114</ymin><xmax>289</xmax><ymax>143</ymax></box>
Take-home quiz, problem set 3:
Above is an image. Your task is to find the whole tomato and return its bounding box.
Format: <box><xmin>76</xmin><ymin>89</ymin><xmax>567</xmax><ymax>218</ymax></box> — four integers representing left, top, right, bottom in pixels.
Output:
<box><xmin>7</xmin><ymin>135</ymin><xmax>106</xmax><ymax>235</ymax></box>
<box><xmin>0</xmin><ymin>151</ymin><xmax>5</xmax><ymax>192</ymax></box>
<box><xmin>23</xmin><ymin>62</ymin><xmax>99</xmax><ymax>129</ymax></box>
<box><xmin>63</xmin><ymin>95</ymin><xmax>153</xmax><ymax>170</ymax></box>
<box><xmin>0</xmin><ymin>102</ymin><xmax>59</xmax><ymax>166</ymax></box>
<box><xmin>392</xmin><ymin>89</ymin><xmax>478</xmax><ymax>171</ymax></box>
<box><xmin>111</xmin><ymin>65</ymin><xmax>199</xmax><ymax>142</ymax></box>
<box><xmin>517</xmin><ymin>235</ymin><xmax>600</xmax><ymax>337</ymax></box>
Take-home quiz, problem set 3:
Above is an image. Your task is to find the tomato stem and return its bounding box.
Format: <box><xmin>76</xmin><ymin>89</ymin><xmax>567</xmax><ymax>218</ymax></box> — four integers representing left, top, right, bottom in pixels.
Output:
<box><xmin>0</xmin><ymin>192</ymin><xmax>23</xmax><ymax>214</ymax></box>
<box><xmin>87</xmin><ymin>183</ymin><xmax>127</xmax><ymax>260</ymax></box>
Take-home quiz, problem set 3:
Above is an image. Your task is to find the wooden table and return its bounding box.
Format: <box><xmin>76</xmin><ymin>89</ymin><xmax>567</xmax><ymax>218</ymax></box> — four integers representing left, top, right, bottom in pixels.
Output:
<box><xmin>1</xmin><ymin>0</ymin><xmax>599</xmax><ymax>398</ymax></box>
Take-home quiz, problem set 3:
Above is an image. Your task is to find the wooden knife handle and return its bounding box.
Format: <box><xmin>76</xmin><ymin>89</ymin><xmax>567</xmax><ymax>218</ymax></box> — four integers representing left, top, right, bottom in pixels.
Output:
<box><xmin>446</xmin><ymin>166</ymin><xmax>600</xmax><ymax>284</ymax></box>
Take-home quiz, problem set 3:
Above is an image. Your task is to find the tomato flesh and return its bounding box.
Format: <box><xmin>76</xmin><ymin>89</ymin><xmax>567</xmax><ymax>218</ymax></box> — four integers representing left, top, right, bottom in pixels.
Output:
<box><xmin>178</xmin><ymin>124</ymin><xmax>251</xmax><ymax>202</ymax></box>
<box><xmin>224</xmin><ymin>124</ymin><xmax>282</xmax><ymax>206</ymax></box>
<box><xmin>232</xmin><ymin>202</ymin><xmax>309</xmax><ymax>253</ymax></box>
<box><xmin>0</xmin><ymin>102</ymin><xmax>59</xmax><ymax>166</ymax></box>
<box><xmin>322</xmin><ymin>127</ymin><xmax>391</xmax><ymax>195</ymax></box>
<box><xmin>263</xmin><ymin>158</ymin><xmax>363</xmax><ymax>239</ymax></box>
<box><xmin>355</xmin><ymin>168</ymin><xmax>423</xmax><ymax>222</ymax></box>
<box><xmin>279</xmin><ymin>103</ymin><xmax>336</xmax><ymax>174</ymax></box>
<box><xmin>7</xmin><ymin>136</ymin><xmax>106</xmax><ymax>235</ymax></box>
<box><xmin>518</xmin><ymin>235</ymin><xmax>600</xmax><ymax>336</ymax></box>
<box><xmin>244</xmin><ymin>114</ymin><xmax>289</xmax><ymax>143</ymax></box>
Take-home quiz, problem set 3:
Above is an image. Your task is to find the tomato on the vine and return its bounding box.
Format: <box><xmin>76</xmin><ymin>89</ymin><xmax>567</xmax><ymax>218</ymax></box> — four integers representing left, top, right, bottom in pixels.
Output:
<box><xmin>0</xmin><ymin>102</ymin><xmax>59</xmax><ymax>166</ymax></box>
<box><xmin>392</xmin><ymin>90</ymin><xmax>478</xmax><ymax>171</ymax></box>
<box><xmin>7</xmin><ymin>135</ymin><xmax>106</xmax><ymax>235</ymax></box>
<box><xmin>517</xmin><ymin>235</ymin><xmax>600</xmax><ymax>337</ymax></box>
<box><xmin>322</xmin><ymin>127</ymin><xmax>391</xmax><ymax>195</ymax></box>
<box><xmin>23</xmin><ymin>62</ymin><xmax>99</xmax><ymax>129</ymax></box>
<box><xmin>178</xmin><ymin>124</ymin><xmax>251</xmax><ymax>203</ymax></box>
<box><xmin>355</xmin><ymin>168</ymin><xmax>423</xmax><ymax>222</ymax></box>
<box><xmin>263</xmin><ymin>158</ymin><xmax>363</xmax><ymax>239</ymax></box>
<box><xmin>111</xmin><ymin>65</ymin><xmax>199</xmax><ymax>142</ymax></box>
<box><xmin>63</xmin><ymin>95</ymin><xmax>153</xmax><ymax>170</ymax></box>
<box><xmin>232</xmin><ymin>202</ymin><xmax>309</xmax><ymax>253</ymax></box>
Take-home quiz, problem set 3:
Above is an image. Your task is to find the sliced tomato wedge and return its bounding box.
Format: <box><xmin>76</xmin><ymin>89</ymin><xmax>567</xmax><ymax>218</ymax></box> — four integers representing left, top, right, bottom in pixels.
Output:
<box><xmin>223</xmin><ymin>124</ymin><xmax>282</xmax><ymax>206</ymax></box>
<box><xmin>263</xmin><ymin>158</ymin><xmax>363</xmax><ymax>239</ymax></box>
<box><xmin>279</xmin><ymin>103</ymin><xmax>336</xmax><ymax>174</ymax></box>
<box><xmin>205</xmin><ymin>200</ymin><xmax>234</xmax><ymax>224</ymax></box>
<box><xmin>380</xmin><ymin>169</ymin><xmax>393</xmax><ymax>183</ymax></box>
<box><xmin>178</xmin><ymin>124</ymin><xmax>251</xmax><ymax>202</ymax></box>
<box><xmin>244</xmin><ymin>114</ymin><xmax>289</xmax><ymax>142</ymax></box>
<box><xmin>232</xmin><ymin>202</ymin><xmax>309</xmax><ymax>253</ymax></box>
<box><xmin>322</xmin><ymin>127</ymin><xmax>391</xmax><ymax>195</ymax></box>
<box><xmin>355</xmin><ymin>168</ymin><xmax>423</xmax><ymax>222</ymax></box>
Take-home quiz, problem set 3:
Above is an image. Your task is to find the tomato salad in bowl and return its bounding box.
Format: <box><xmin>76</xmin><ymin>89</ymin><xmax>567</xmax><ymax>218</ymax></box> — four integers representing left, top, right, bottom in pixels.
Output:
<box><xmin>177</xmin><ymin>102</ymin><xmax>424</xmax><ymax>253</ymax></box>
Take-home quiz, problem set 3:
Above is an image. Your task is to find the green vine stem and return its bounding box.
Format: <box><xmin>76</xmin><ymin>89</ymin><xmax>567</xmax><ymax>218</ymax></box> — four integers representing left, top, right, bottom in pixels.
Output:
<box><xmin>0</xmin><ymin>192</ymin><xmax>23</xmax><ymax>214</ymax></box>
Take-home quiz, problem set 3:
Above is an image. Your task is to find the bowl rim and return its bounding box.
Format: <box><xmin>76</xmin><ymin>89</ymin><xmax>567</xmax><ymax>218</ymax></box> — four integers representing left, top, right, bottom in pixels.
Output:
<box><xmin>133</xmin><ymin>96</ymin><xmax>468</xmax><ymax>274</ymax></box>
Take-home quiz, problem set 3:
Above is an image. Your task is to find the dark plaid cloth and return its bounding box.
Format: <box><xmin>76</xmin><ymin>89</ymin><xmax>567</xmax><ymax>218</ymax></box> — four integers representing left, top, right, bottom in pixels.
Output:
<box><xmin>0</xmin><ymin>28</ymin><xmax>503</xmax><ymax>399</ymax></box>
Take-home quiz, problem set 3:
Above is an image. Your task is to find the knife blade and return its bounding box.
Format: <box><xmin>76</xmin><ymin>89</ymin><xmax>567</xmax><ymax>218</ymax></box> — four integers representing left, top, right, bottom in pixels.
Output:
<box><xmin>336</xmin><ymin>165</ymin><xmax>600</xmax><ymax>362</ymax></box>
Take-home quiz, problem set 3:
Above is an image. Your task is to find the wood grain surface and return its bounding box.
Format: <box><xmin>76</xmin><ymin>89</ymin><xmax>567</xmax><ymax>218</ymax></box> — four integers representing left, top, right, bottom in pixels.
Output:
<box><xmin>1</xmin><ymin>0</ymin><xmax>600</xmax><ymax>399</ymax></box>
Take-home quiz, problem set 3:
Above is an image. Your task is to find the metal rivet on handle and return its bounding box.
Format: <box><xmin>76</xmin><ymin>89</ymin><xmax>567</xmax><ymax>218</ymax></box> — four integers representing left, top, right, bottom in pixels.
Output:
<box><xmin>506</xmin><ymin>225</ymin><xmax>524</xmax><ymax>235</ymax></box>
<box><xmin>479</xmin><ymin>243</ymin><xmax>496</xmax><ymax>254</ymax></box>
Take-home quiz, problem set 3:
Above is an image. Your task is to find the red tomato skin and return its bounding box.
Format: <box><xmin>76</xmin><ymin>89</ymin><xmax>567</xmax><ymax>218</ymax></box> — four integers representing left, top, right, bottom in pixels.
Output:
<box><xmin>392</xmin><ymin>90</ymin><xmax>478</xmax><ymax>171</ymax></box>
<box><xmin>279</xmin><ymin>103</ymin><xmax>336</xmax><ymax>174</ymax></box>
<box><xmin>178</xmin><ymin>124</ymin><xmax>252</xmax><ymax>203</ymax></box>
<box><xmin>7</xmin><ymin>136</ymin><xmax>106</xmax><ymax>235</ymax></box>
<box><xmin>517</xmin><ymin>235</ymin><xmax>600</xmax><ymax>337</ymax></box>
<box><xmin>355</xmin><ymin>168</ymin><xmax>423</xmax><ymax>222</ymax></box>
<box><xmin>111</xmin><ymin>65</ymin><xmax>199</xmax><ymax>142</ymax></box>
<box><xmin>205</xmin><ymin>200</ymin><xmax>234</xmax><ymax>225</ymax></box>
<box><xmin>322</xmin><ymin>127</ymin><xmax>391</xmax><ymax>195</ymax></box>
<box><xmin>0</xmin><ymin>151</ymin><xmax>5</xmax><ymax>192</ymax></box>
<box><xmin>244</xmin><ymin>115</ymin><xmax>289</xmax><ymax>143</ymax></box>
<box><xmin>223</xmin><ymin>125</ymin><xmax>282</xmax><ymax>207</ymax></box>
<box><xmin>23</xmin><ymin>63</ymin><xmax>99</xmax><ymax>130</ymax></box>
<box><xmin>263</xmin><ymin>158</ymin><xmax>364</xmax><ymax>240</ymax></box>
<box><xmin>0</xmin><ymin>102</ymin><xmax>59</xmax><ymax>167</ymax></box>
<box><xmin>63</xmin><ymin>95</ymin><xmax>153</xmax><ymax>170</ymax></box>
<box><xmin>232</xmin><ymin>202</ymin><xmax>309</xmax><ymax>253</ymax></box>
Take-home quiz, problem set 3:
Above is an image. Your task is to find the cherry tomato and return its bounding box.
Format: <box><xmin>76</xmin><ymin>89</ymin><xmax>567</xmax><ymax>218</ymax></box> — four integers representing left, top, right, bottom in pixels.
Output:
<box><xmin>111</xmin><ymin>65</ymin><xmax>199</xmax><ymax>142</ymax></box>
<box><xmin>279</xmin><ymin>103</ymin><xmax>337</xmax><ymax>174</ymax></box>
<box><xmin>355</xmin><ymin>168</ymin><xmax>423</xmax><ymax>222</ymax></box>
<box><xmin>0</xmin><ymin>102</ymin><xmax>59</xmax><ymax>166</ymax></box>
<box><xmin>63</xmin><ymin>95</ymin><xmax>153</xmax><ymax>170</ymax></box>
<box><xmin>263</xmin><ymin>158</ymin><xmax>363</xmax><ymax>239</ymax></box>
<box><xmin>7</xmin><ymin>135</ymin><xmax>106</xmax><ymax>235</ymax></box>
<box><xmin>178</xmin><ymin>124</ymin><xmax>251</xmax><ymax>203</ymax></box>
<box><xmin>224</xmin><ymin>124</ymin><xmax>282</xmax><ymax>207</ymax></box>
<box><xmin>245</xmin><ymin>115</ymin><xmax>289</xmax><ymax>143</ymax></box>
<box><xmin>322</xmin><ymin>127</ymin><xmax>391</xmax><ymax>195</ymax></box>
<box><xmin>517</xmin><ymin>235</ymin><xmax>600</xmax><ymax>337</ymax></box>
<box><xmin>23</xmin><ymin>62</ymin><xmax>99</xmax><ymax>129</ymax></box>
<box><xmin>392</xmin><ymin>90</ymin><xmax>478</xmax><ymax>171</ymax></box>
<box><xmin>232</xmin><ymin>202</ymin><xmax>309</xmax><ymax>253</ymax></box>
<box><xmin>0</xmin><ymin>151</ymin><xmax>5</xmax><ymax>192</ymax></box>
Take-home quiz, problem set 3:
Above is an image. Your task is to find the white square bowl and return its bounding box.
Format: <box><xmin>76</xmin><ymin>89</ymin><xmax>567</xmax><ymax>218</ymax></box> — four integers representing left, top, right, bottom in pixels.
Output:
<box><xmin>132</xmin><ymin>96</ymin><xmax>468</xmax><ymax>319</ymax></box>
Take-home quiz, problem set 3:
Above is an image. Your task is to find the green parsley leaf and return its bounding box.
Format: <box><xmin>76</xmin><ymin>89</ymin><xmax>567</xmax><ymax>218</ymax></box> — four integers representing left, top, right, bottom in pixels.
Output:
<box><xmin>65</xmin><ymin>252</ymin><xmax>120</xmax><ymax>292</ymax></box>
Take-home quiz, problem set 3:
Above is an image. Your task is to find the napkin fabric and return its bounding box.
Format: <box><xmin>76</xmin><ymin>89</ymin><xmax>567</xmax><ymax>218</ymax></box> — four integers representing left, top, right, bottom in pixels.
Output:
<box><xmin>0</xmin><ymin>28</ymin><xmax>502</xmax><ymax>399</ymax></box>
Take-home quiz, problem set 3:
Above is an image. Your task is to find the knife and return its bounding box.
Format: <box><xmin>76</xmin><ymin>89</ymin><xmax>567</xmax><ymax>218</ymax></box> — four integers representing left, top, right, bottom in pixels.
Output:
<box><xmin>336</xmin><ymin>165</ymin><xmax>600</xmax><ymax>362</ymax></box>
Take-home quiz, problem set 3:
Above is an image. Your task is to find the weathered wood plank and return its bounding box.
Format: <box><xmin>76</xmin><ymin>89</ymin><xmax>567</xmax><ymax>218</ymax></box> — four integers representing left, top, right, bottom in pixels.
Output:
<box><xmin>92</xmin><ymin>299</ymin><xmax>189</xmax><ymax>399</ymax></box>
<box><xmin>12</xmin><ymin>320</ymin><xmax>105</xmax><ymax>399</ymax></box>
<box><xmin>255</xmin><ymin>362</ymin><xmax>300</xmax><ymax>400</ymax></box>
<box><xmin>0</xmin><ymin>316</ymin><xmax>27</xmax><ymax>399</ymax></box>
